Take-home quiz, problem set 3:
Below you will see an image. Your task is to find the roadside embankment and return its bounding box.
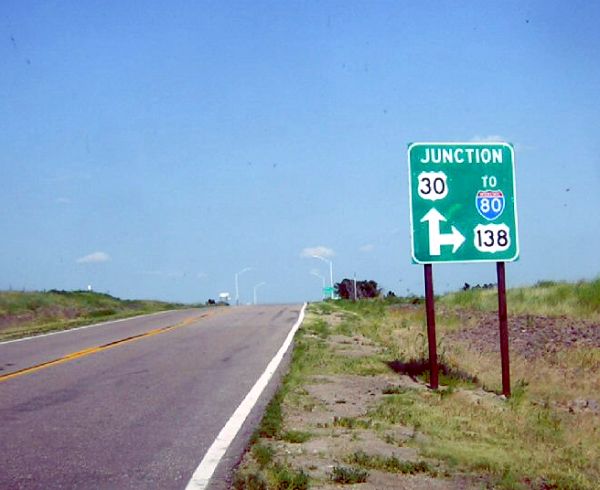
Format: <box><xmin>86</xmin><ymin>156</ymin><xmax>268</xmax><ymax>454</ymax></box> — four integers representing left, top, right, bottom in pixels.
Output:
<box><xmin>234</xmin><ymin>281</ymin><xmax>600</xmax><ymax>489</ymax></box>
<box><xmin>0</xmin><ymin>290</ymin><xmax>193</xmax><ymax>341</ymax></box>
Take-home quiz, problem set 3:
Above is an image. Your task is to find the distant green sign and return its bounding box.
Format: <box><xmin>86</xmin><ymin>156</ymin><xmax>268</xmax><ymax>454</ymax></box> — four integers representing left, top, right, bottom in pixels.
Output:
<box><xmin>408</xmin><ymin>142</ymin><xmax>519</xmax><ymax>264</ymax></box>
<box><xmin>323</xmin><ymin>286</ymin><xmax>334</xmax><ymax>295</ymax></box>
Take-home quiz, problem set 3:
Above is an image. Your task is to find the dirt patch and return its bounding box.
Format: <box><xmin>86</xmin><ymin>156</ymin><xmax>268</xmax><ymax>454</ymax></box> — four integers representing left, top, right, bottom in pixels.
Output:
<box><xmin>302</xmin><ymin>374</ymin><xmax>423</xmax><ymax>421</ymax></box>
<box><xmin>447</xmin><ymin>311</ymin><xmax>600</xmax><ymax>359</ymax></box>
<box><xmin>273</xmin><ymin>369</ymin><xmax>483</xmax><ymax>488</ymax></box>
<box><xmin>239</xmin><ymin>344</ymin><xmax>484</xmax><ymax>488</ymax></box>
<box><xmin>273</xmin><ymin>430</ymin><xmax>418</xmax><ymax>481</ymax></box>
<box><xmin>284</xmin><ymin>372</ymin><xmax>425</xmax><ymax>435</ymax></box>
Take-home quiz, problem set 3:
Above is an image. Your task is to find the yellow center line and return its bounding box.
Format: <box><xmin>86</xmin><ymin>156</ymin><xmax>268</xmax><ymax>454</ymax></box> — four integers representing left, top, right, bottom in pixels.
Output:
<box><xmin>0</xmin><ymin>313</ymin><xmax>210</xmax><ymax>383</ymax></box>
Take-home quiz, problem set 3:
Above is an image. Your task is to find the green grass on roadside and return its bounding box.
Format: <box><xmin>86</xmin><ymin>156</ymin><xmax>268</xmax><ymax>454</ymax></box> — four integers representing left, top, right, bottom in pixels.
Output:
<box><xmin>233</xmin><ymin>463</ymin><xmax>309</xmax><ymax>490</ymax></box>
<box><xmin>252</xmin><ymin>444</ymin><xmax>275</xmax><ymax>468</ymax></box>
<box><xmin>0</xmin><ymin>290</ymin><xmax>190</xmax><ymax>341</ymax></box>
<box><xmin>236</xmin><ymin>279</ymin><xmax>600</xmax><ymax>489</ymax></box>
<box><xmin>254</xmin><ymin>390</ymin><xmax>285</xmax><ymax>440</ymax></box>
<box><xmin>370</xmin><ymin>388</ymin><xmax>596</xmax><ymax>489</ymax></box>
<box><xmin>329</xmin><ymin>290</ymin><xmax>600</xmax><ymax>489</ymax></box>
<box><xmin>440</xmin><ymin>278</ymin><xmax>600</xmax><ymax>319</ymax></box>
<box><xmin>330</xmin><ymin>466</ymin><xmax>369</xmax><ymax>484</ymax></box>
<box><xmin>282</xmin><ymin>430</ymin><xmax>312</xmax><ymax>444</ymax></box>
<box><xmin>346</xmin><ymin>451</ymin><xmax>434</xmax><ymax>475</ymax></box>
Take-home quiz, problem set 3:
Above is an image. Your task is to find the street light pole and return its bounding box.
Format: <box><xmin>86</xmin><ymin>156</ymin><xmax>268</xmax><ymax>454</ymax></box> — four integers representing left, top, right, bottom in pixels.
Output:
<box><xmin>310</xmin><ymin>270</ymin><xmax>326</xmax><ymax>300</ymax></box>
<box><xmin>235</xmin><ymin>267</ymin><xmax>252</xmax><ymax>306</ymax></box>
<box><xmin>253</xmin><ymin>282</ymin><xmax>266</xmax><ymax>305</ymax></box>
<box><xmin>312</xmin><ymin>255</ymin><xmax>334</xmax><ymax>300</ymax></box>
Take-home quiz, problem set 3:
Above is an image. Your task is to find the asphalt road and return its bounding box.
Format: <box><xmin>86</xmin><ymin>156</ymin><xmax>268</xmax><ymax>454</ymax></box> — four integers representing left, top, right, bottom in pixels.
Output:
<box><xmin>0</xmin><ymin>305</ymin><xmax>303</xmax><ymax>489</ymax></box>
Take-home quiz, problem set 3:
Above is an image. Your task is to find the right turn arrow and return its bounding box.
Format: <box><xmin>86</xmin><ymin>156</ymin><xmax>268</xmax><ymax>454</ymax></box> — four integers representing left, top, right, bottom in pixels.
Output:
<box><xmin>420</xmin><ymin>208</ymin><xmax>465</xmax><ymax>256</ymax></box>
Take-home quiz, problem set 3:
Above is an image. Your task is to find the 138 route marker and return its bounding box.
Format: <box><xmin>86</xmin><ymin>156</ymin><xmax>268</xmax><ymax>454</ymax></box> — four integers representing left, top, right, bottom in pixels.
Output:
<box><xmin>407</xmin><ymin>142</ymin><xmax>519</xmax><ymax>396</ymax></box>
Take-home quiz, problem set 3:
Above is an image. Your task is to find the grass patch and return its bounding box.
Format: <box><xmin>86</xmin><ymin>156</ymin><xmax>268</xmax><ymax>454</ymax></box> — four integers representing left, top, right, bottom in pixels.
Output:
<box><xmin>440</xmin><ymin>278</ymin><xmax>600</xmax><ymax>319</ymax></box>
<box><xmin>382</xmin><ymin>385</ymin><xmax>410</xmax><ymax>395</ymax></box>
<box><xmin>330</xmin><ymin>466</ymin><xmax>369</xmax><ymax>484</ymax></box>
<box><xmin>333</xmin><ymin>416</ymin><xmax>371</xmax><ymax>429</ymax></box>
<box><xmin>282</xmin><ymin>430</ymin><xmax>311</xmax><ymax>444</ymax></box>
<box><xmin>553</xmin><ymin>347</ymin><xmax>600</xmax><ymax>371</ymax></box>
<box><xmin>235</xmin><ymin>464</ymin><xmax>309</xmax><ymax>490</ymax></box>
<box><xmin>305</xmin><ymin>318</ymin><xmax>330</xmax><ymax>339</ymax></box>
<box><xmin>254</xmin><ymin>392</ymin><xmax>284</xmax><ymax>440</ymax></box>
<box><xmin>0</xmin><ymin>290</ymin><xmax>190</xmax><ymax>341</ymax></box>
<box><xmin>370</xmin><ymin>388</ymin><xmax>597</xmax><ymax>488</ymax></box>
<box><xmin>270</xmin><ymin>465</ymin><xmax>309</xmax><ymax>490</ymax></box>
<box><xmin>233</xmin><ymin>471</ymin><xmax>268</xmax><ymax>490</ymax></box>
<box><xmin>252</xmin><ymin>443</ymin><xmax>275</xmax><ymax>468</ymax></box>
<box><xmin>310</xmin><ymin>301</ymin><xmax>336</xmax><ymax>315</ymax></box>
<box><xmin>346</xmin><ymin>450</ymin><xmax>433</xmax><ymax>475</ymax></box>
<box><xmin>85</xmin><ymin>308</ymin><xmax>117</xmax><ymax>318</ymax></box>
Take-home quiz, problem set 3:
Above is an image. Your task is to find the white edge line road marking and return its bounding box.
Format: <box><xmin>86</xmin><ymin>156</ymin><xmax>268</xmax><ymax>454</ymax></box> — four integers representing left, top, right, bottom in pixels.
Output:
<box><xmin>185</xmin><ymin>302</ymin><xmax>308</xmax><ymax>490</ymax></box>
<box><xmin>0</xmin><ymin>309</ymin><xmax>181</xmax><ymax>345</ymax></box>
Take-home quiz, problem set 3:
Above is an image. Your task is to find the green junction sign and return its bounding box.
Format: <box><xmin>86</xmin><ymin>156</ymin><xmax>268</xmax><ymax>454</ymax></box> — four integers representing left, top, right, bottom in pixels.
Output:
<box><xmin>408</xmin><ymin>142</ymin><xmax>519</xmax><ymax>264</ymax></box>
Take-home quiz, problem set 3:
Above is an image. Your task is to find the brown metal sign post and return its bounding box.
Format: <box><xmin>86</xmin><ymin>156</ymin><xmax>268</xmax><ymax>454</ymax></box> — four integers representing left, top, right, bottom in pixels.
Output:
<box><xmin>424</xmin><ymin>264</ymin><xmax>439</xmax><ymax>389</ymax></box>
<box><xmin>496</xmin><ymin>262</ymin><xmax>511</xmax><ymax>397</ymax></box>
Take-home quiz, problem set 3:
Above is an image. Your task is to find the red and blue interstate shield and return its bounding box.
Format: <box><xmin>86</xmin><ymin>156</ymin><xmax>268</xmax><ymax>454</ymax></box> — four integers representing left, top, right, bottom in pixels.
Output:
<box><xmin>476</xmin><ymin>190</ymin><xmax>505</xmax><ymax>220</ymax></box>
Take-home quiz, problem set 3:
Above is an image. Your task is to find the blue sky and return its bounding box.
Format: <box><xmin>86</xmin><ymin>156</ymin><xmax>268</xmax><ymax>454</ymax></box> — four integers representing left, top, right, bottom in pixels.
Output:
<box><xmin>1</xmin><ymin>1</ymin><xmax>599</xmax><ymax>303</ymax></box>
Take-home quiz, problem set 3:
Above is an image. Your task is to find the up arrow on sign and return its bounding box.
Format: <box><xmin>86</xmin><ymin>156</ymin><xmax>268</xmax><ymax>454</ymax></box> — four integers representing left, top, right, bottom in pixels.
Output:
<box><xmin>420</xmin><ymin>208</ymin><xmax>465</xmax><ymax>256</ymax></box>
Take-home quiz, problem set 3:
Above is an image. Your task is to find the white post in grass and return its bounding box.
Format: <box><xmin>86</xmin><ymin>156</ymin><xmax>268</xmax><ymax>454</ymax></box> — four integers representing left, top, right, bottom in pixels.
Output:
<box><xmin>310</xmin><ymin>270</ymin><xmax>326</xmax><ymax>300</ymax></box>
